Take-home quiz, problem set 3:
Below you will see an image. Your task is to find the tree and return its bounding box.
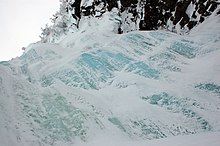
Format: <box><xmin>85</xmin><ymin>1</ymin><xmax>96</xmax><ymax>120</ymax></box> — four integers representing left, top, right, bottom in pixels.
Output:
<box><xmin>40</xmin><ymin>0</ymin><xmax>79</xmax><ymax>43</ymax></box>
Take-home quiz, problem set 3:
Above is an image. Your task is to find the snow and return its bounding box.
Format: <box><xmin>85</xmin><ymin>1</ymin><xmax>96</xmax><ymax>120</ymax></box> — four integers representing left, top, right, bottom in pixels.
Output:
<box><xmin>117</xmin><ymin>0</ymin><xmax>122</xmax><ymax>9</ymax></box>
<box><xmin>0</xmin><ymin>6</ymin><xmax>220</xmax><ymax>146</ymax></box>
<box><xmin>76</xmin><ymin>132</ymin><xmax>220</xmax><ymax>146</ymax></box>
<box><xmin>81</xmin><ymin>0</ymin><xmax>94</xmax><ymax>7</ymax></box>
<box><xmin>186</xmin><ymin>2</ymin><xmax>195</xmax><ymax>19</ymax></box>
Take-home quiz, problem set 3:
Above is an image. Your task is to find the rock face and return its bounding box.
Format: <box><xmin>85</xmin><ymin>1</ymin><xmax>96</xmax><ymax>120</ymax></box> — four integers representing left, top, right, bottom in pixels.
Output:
<box><xmin>40</xmin><ymin>0</ymin><xmax>219</xmax><ymax>42</ymax></box>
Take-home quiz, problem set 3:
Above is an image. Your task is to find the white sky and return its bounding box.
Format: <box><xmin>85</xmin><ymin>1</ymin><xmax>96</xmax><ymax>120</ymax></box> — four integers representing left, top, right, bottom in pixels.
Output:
<box><xmin>0</xmin><ymin>0</ymin><xmax>60</xmax><ymax>61</ymax></box>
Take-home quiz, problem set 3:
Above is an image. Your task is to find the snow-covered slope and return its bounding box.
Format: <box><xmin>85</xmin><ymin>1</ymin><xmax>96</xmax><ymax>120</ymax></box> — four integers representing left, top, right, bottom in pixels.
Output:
<box><xmin>0</xmin><ymin>8</ymin><xmax>220</xmax><ymax>146</ymax></box>
<box><xmin>77</xmin><ymin>131</ymin><xmax>220</xmax><ymax>146</ymax></box>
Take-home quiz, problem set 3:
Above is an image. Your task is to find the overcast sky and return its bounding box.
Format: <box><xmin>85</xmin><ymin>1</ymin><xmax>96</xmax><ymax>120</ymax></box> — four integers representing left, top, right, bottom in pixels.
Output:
<box><xmin>0</xmin><ymin>0</ymin><xmax>60</xmax><ymax>61</ymax></box>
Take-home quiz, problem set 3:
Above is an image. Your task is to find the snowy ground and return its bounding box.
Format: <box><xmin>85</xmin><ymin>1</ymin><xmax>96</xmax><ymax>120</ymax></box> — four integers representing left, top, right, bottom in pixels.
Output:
<box><xmin>76</xmin><ymin>132</ymin><xmax>220</xmax><ymax>146</ymax></box>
